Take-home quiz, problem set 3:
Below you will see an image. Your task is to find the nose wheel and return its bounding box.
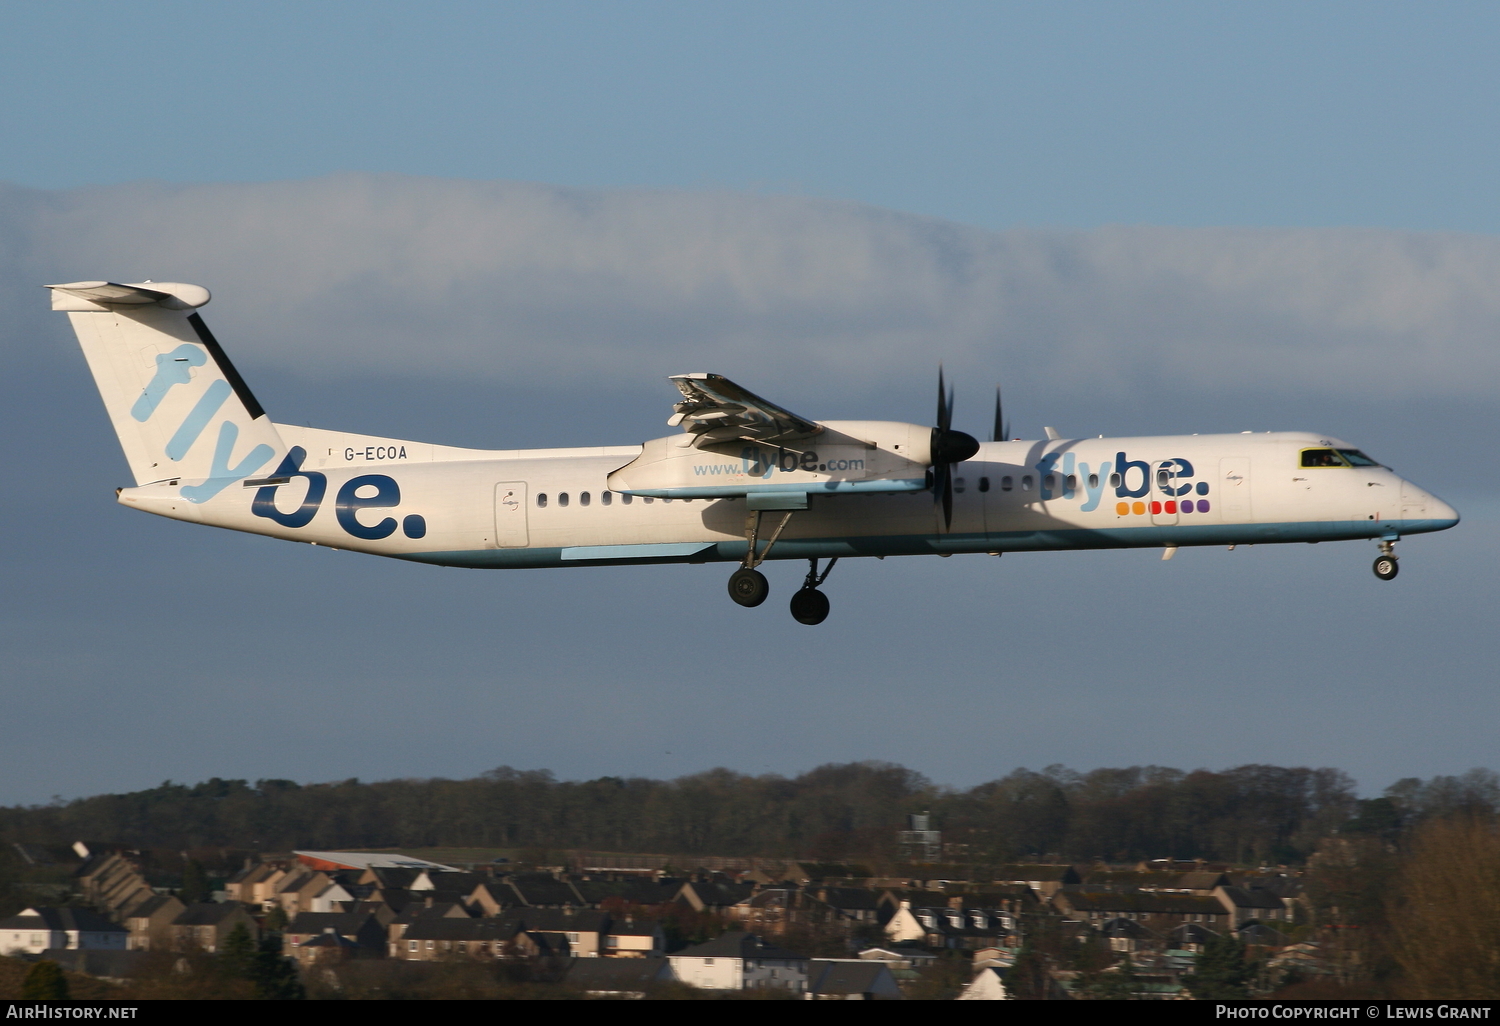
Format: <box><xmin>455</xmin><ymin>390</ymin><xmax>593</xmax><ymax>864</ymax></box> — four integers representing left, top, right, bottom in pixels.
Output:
<box><xmin>790</xmin><ymin>557</ymin><xmax>838</xmax><ymax>625</ymax></box>
<box><xmin>1373</xmin><ymin>540</ymin><xmax>1399</xmax><ymax>581</ymax></box>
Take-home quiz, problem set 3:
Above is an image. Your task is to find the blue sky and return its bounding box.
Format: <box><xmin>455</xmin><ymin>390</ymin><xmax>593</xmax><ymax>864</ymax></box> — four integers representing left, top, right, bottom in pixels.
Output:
<box><xmin>2</xmin><ymin>1</ymin><xmax>1498</xmax><ymax>806</ymax></box>
<box><xmin>6</xmin><ymin>1</ymin><xmax>1500</xmax><ymax>231</ymax></box>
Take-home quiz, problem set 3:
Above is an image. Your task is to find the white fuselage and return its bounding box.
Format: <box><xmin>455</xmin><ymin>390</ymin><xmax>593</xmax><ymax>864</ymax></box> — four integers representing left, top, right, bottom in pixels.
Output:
<box><xmin>117</xmin><ymin>426</ymin><xmax>1458</xmax><ymax>569</ymax></box>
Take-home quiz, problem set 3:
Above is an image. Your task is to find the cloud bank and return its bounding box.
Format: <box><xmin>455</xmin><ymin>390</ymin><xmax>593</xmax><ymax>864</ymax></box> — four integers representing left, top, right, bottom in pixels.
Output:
<box><xmin>5</xmin><ymin>174</ymin><xmax>1499</xmax><ymax>403</ymax></box>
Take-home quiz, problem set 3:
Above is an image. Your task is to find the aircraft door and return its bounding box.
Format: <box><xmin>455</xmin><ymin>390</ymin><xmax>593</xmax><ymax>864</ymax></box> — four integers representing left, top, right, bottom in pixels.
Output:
<box><xmin>1219</xmin><ymin>458</ymin><xmax>1252</xmax><ymax>522</ymax></box>
<box><xmin>1150</xmin><ymin>460</ymin><xmax>1181</xmax><ymax>524</ymax></box>
<box><xmin>493</xmin><ymin>482</ymin><xmax>529</xmax><ymax>547</ymax></box>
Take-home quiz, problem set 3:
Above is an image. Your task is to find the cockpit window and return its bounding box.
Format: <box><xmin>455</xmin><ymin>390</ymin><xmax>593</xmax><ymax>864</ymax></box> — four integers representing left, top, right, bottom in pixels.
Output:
<box><xmin>1337</xmin><ymin>449</ymin><xmax>1379</xmax><ymax>467</ymax></box>
<box><xmin>1300</xmin><ymin>448</ymin><xmax>1347</xmax><ymax>468</ymax></box>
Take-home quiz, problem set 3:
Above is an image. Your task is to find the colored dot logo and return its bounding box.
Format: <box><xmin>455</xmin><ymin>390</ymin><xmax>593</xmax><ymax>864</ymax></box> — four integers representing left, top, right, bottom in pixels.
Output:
<box><xmin>1116</xmin><ymin>497</ymin><xmax>1210</xmax><ymax>515</ymax></box>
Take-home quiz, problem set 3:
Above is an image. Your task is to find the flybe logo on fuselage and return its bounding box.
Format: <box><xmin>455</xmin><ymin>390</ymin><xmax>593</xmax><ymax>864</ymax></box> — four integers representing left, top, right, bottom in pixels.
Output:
<box><xmin>692</xmin><ymin>446</ymin><xmax>864</xmax><ymax>478</ymax></box>
<box><xmin>251</xmin><ymin>447</ymin><xmax>427</xmax><ymax>540</ymax></box>
<box><xmin>1036</xmin><ymin>452</ymin><xmax>1212</xmax><ymax>515</ymax></box>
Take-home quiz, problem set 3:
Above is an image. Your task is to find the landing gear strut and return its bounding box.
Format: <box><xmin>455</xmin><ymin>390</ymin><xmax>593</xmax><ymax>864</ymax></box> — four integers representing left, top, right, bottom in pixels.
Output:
<box><xmin>790</xmin><ymin>558</ymin><xmax>838</xmax><ymax>625</ymax></box>
<box><xmin>1373</xmin><ymin>539</ymin><xmax>1399</xmax><ymax>581</ymax></box>
<box><xmin>727</xmin><ymin>510</ymin><xmax>794</xmax><ymax>607</ymax></box>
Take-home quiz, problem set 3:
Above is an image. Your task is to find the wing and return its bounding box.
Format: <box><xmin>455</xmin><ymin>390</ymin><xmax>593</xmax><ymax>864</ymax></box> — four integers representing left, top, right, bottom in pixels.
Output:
<box><xmin>666</xmin><ymin>373</ymin><xmax>822</xmax><ymax>445</ymax></box>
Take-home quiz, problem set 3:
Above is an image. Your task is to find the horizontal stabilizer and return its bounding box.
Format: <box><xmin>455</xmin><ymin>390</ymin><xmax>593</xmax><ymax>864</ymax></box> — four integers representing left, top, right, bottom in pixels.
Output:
<box><xmin>47</xmin><ymin>281</ymin><xmax>211</xmax><ymax>311</ymax></box>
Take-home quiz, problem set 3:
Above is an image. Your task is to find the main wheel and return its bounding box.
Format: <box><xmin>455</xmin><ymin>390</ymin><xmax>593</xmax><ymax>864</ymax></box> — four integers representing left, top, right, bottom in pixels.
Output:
<box><xmin>789</xmin><ymin>587</ymin><xmax>830</xmax><ymax>625</ymax></box>
<box><xmin>728</xmin><ymin>568</ymin><xmax>770</xmax><ymax>607</ymax></box>
<box><xmin>1373</xmin><ymin>555</ymin><xmax>1399</xmax><ymax>581</ymax></box>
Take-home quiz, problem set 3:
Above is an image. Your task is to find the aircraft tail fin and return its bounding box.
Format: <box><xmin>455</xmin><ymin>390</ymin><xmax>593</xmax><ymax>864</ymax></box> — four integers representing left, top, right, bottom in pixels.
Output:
<box><xmin>50</xmin><ymin>281</ymin><xmax>286</xmax><ymax>500</ymax></box>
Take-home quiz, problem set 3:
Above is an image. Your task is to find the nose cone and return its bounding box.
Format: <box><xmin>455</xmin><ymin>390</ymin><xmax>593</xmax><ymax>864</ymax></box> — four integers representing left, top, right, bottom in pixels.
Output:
<box><xmin>1431</xmin><ymin>495</ymin><xmax>1460</xmax><ymax>526</ymax></box>
<box><xmin>1401</xmin><ymin>482</ymin><xmax>1460</xmax><ymax>534</ymax></box>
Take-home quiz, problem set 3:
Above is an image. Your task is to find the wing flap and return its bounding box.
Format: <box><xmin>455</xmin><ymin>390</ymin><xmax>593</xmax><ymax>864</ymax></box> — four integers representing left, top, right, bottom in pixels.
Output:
<box><xmin>668</xmin><ymin>373</ymin><xmax>821</xmax><ymax>444</ymax></box>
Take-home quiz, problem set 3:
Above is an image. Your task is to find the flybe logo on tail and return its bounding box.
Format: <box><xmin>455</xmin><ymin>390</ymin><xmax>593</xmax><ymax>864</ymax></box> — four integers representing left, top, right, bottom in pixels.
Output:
<box><xmin>131</xmin><ymin>342</ymin><xmax>274</xmax><ymax>503</ymax></box>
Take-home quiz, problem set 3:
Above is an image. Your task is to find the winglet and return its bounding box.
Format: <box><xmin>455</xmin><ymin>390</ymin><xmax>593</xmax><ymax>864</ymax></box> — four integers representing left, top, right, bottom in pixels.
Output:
<box><xmin>46</xmin><ymin>281</ymin><xmax>211</xmax><ymax>312</ymax></box>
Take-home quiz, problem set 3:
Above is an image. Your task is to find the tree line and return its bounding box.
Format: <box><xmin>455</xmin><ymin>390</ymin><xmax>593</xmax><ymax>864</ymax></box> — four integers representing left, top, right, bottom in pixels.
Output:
<box><xmin>1</xmin><ymin>762</ymin><xmax>1495</xmax><ymax>865</ymax></box>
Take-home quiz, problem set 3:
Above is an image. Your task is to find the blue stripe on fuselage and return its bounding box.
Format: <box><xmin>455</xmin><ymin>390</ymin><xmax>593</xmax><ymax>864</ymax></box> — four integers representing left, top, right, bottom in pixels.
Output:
<box><xmin>394</xmin><ymin>517</ymin><xmax>1458</xmax><ymax>570</ymax></box>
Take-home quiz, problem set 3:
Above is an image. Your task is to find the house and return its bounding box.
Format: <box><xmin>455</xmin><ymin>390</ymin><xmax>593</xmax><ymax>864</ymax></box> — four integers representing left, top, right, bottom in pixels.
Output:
<box><xmin>239</xmin><ymin>864</ymin><xmax>292</xmax><ymax>907</ymax></box>
<box><xmin>1099</xmin><ymin>916</ymin><xmax>1155</xmax><ymax>952</ymax></box>
<box><xmin>73</xmin><ymin>853</ymin><xmax>154</xmax><ymax>918</ymax></box>
<box><xmin>604</xmin><ymin>918</ymin><xmax>665</xmax><ymax>957</ymax></box>
<box><xmin>675</xmin><ymin>880</ymin><xmax>756</xmax><ymax>916</ymax></box>
<box><xmin>1214</xmin><ymin>884</ymin><xmax>1293</xmax><ymax>926</ymax></box>
<box><xmin>563</xmin><ymin>956</ymin><xmax>674</xmax><ymax>998</ymax></box>
<box><xmin>293</xmin><ymin>930</ymin><xmax>362</xmax><ymax>966</ymax></box>
<box><xmin>510</xmin><ymin>909</ymin><xmax>610</xmax><ymax>957</ymax></box>
<box><xmin>387</xmin><ymin>899</ymin><xmax>474</xmax><ymax>949</ymax></box>
<box><xmin>396</xmin><ymin>914</ymin><xmax>527</xmax><ymax>960</ymax></box>
<box><xmin>805</xmin><ymin>959</ymin><xmax>902</xmax><ymax>1000</ymax></box>
<box><xmin>858</xmin><ymin>946</ymin><xmax>938</xmax><ymax>972</ymax></box>
<box><xmin>892</xmin><ymin>905</ymin><xmax>1009</xmax><ymax>950</ymax></box>
<box><xmin>958</xmin><ymin>966</ymin><xmax>1009</xmax><ymax>1000</ymax></box>
<box><xmin>807</xmin><ymin>887</ymin><xmax>883</xmax><ymax>925</ymax></box>
<box><xmin>283</xmin><ymin>912</ymin><xmax>387</xmax><ymax>957</ymax></box>
<box><xmin>122</xmin><ymin>894</ymin><xmax>185</xmax><ymax>951</ymax></box>
<box><xmin>0</xmin><ymin>907</ymin><xmax>127</xmax><ymax>955</ymax></box>
<box><xmin>411</xmin><ymin>870</ymin><xmax>486</xmax><ymax>894</ymax></box>
<box><xmin>1052</xmin><ymin>890</ymin><xmax>1230</xmax><ymax>932</ymax></box>
<box><xmin>572</xmin><ymin>878</ymin><xmax>681</xmax><ymax>909</ymax></box>
<box><xmin>883</xmin><ymin>899</ymin><xmax>927</xmax><ymax>944</ymax></box>
<box><xmin>990</xmin><ymin>864</ymin><xmax>1081</xmax><ymax>899</ymax></box>
<box><xmin>506</xmin><ymin>874</ymin><xmax>585</xmax><ymax>909</ymax></box>
<box><xmin>467</xmin><ymin>880</ymin><xmax>524</xmax><ymax>916</ymax></box>
<box><xmin>1168</xmin><ymin>922</ymin><xmax>1220</xmax><ymax>952</ymax></box>
<box><xmin>225</xmin><ymin>861</ymin><xmax>289</xmax><ymax>904</ymax></box>
<box><xmin>668</xmin><ymin>931</ymin><xmax>809</xmax><ymax>992</ymax></box>
<box><xmin>169</xmin><ymin>902</ymin><xmax>258</xmax><ymax>953</ymax></box>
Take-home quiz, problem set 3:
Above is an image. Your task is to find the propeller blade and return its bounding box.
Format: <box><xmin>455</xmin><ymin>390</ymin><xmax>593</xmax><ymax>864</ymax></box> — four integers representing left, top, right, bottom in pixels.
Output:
<box><xmin>928</xmin><ymin>365</ymin><xmax>977</xmax><ymax>529</ymax></box>
<box><xmin>991</xmin><ymin>385</ymin><xmax>1004</xmax><ymax>443</ymax></box>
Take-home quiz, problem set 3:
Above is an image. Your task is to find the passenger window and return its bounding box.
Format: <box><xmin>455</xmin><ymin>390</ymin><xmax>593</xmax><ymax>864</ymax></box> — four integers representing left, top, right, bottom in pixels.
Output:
<box><xmin>558</xmin><ymin>492</ymin><xmax>569</xmax><ymax>507</ymax></box>
<box><xmin>536</xmin><ymin>493</ymin><xmax>548</xmax><ymax>508</ymax></box>
<box><xmin>643</xmin><ymin>497</ymin><xmax>654</xmax><ymax>504</ymax></box>
<box><xmin>1109</xmin><ymin>473</ymin><xmax>1121</xmax><ymax>487</ymax></box>
<box><xmin>1000</xmin><ymin>476</ymin><xmax>1013</xmax><ymax>491</ymax></box>
<box><xmin>663</xmin><ymin>497</ymin><xmax>673</xmax><ymax>503</ymax></box>
<box><xmin>978</xmin><ymin>477</ymin><xmax>990</xmax><ymax>492</ymax></box>
<box><xmin>955</xmin><ymin>477</ymin><xmax>966</xmax><ymax>493</ymax></box>
<box><xmin>1021</xmin><ymin>475</ymin><xmax>1033</xmax><ymax>491</ymax></box>
<box><xmin>1089</xmin><ymin>474</ymin><xmax>1099</xmax><ymax>488</ymax></box>
<box><xmin>1156</xmin><ymin>469</ymin><xmax>1171</xmax><ymax>488</ymax></box>
<box><xmin>601</xmin><ymin>492</ymin><xmax>613</xmax><ymax>506</ymax></box>
<box><xmin>1301</xmin><ymin>449</ymin><xmax>1346</xmax><ymax>468</ymax></box>
<box><xmin>1066</xmin><ymin>475</ymin><xmax>1077</xmax><ymax>491</ymax></box>
<box><xmin>1043</xmin><ymin>474</ymin><xmax>1056</xmax><ymax>490</ymax></box>
<box><xmin>621</xmin><ymin>494</ymin><xmax>633</xmax><ymax>505</ymax></box>
<box><xmin>580</xmin><ymin>492</ymin><xmax>591</xmax><ymax>506</ymax></box>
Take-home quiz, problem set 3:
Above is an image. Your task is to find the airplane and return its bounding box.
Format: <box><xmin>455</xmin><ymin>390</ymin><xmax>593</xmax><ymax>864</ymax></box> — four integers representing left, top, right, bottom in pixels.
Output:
<box><xmin>49</xmin><ymin>279</ymin><xmax>1460</xmax><ymax>625</ymax></box>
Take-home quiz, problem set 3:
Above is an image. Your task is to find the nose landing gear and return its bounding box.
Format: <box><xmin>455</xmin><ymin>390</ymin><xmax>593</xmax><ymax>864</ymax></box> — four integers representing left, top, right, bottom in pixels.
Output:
<box><xmin>790</xmin><ymin>558</ymin><xmax>838</xmax><ymax>625</ymax></box>
<box><xmin>1373</xmin><ymin>539</ymin><xmax>1399</xmax><ymax>581</ymax></box>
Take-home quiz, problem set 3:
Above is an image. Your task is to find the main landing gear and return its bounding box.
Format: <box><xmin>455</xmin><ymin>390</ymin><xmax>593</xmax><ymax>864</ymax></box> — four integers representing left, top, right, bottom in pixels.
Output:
<box><xmin>1373</xmin><ymin>539</ymin><xmax>1399</xmax><ymax>581</ymax></box>
<box><xmin>790</xmin><ymin>558</ymin><xmax>838</xmax><ymax>625</ymax></box>
<box><xmin>727</xmin><ymin>510</ymin><xmax>793</xmax><ymax>608</ymax></box>
<box><xmin>725</xmin><ymin>512</ymin><xmax>838</xmax><ymax>623</ymax></box>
